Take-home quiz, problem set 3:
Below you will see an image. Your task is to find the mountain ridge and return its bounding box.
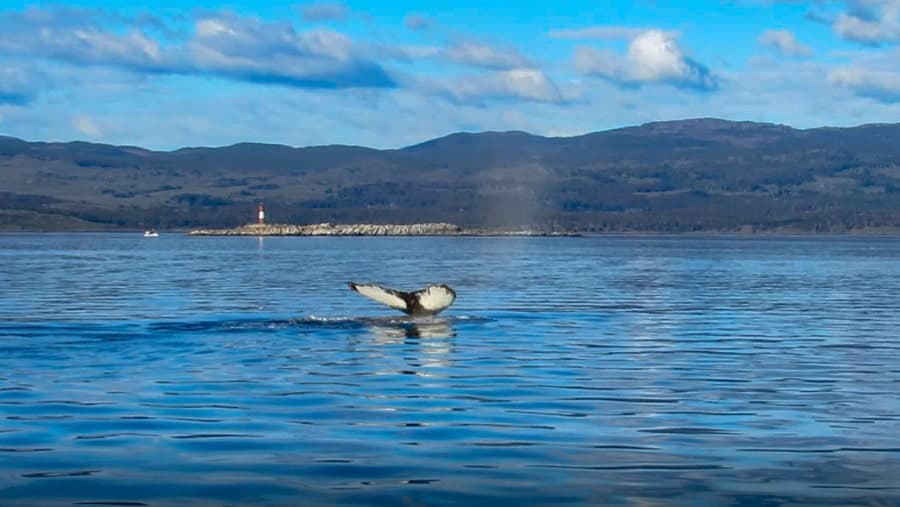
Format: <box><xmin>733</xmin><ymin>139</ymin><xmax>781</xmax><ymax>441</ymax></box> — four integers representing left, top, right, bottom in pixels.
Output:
<box><xmin>6</xmin><ymin>117</ymin><xmax>885</xmax><ymax>153</ymax></box>
<box><xmin>3</xmin><ymin>118</ymin><xmax>900</xmax><ymax>232</ymax></box>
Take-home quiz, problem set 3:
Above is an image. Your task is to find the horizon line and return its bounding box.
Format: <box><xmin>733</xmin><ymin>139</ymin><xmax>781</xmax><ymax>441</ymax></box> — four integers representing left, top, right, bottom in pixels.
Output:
<box><xmin>2</xmin><ymin>116</ymin><xmax>897</xmax><ymax>153</ymax></box>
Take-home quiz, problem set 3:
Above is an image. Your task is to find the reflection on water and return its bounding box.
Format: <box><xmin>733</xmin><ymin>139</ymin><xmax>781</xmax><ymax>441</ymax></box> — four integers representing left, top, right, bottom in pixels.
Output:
<box><xmin>366</xmin><ymin>318</ymin><xmax>456</xmax><ymax>371</ymax></box>
<box><xmin>367</xmin><ymin>317</ymin><xmax>456</xmax><ymax>341</ymax></box>
<box><xmin>1</xmin><ymin>234</ymin><xmax>900</xmax><ymax>506</ymax></box>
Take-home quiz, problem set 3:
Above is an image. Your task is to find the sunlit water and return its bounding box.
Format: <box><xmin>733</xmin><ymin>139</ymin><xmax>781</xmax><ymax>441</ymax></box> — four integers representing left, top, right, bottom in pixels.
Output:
<box><xmin>1</xmin><ymin>233</ymin><xmax>900</xmax><ymax>506</ymax></box>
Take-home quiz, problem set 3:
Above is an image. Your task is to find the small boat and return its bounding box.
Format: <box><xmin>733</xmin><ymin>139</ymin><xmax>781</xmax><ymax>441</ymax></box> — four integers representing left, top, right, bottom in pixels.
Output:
<box><xmin>143</xmin><ymin>229</ymin><xmax>159</xmax><ymax>237</ymax></box>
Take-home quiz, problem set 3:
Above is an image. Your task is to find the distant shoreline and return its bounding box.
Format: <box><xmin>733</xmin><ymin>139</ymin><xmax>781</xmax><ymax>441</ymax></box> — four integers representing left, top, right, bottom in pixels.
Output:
<box><xmin>184</xmin><ymin>222</ymin><xmax>900</xmax><ymax>237</ymax></box>
<box><xmin>187</xmin><ymin>222</ymin><xmax>582</xmax><ymax>237</ymax></box>
<box><xmin>6</xmin><ymin>224</ymin><xmax>900</xmax><ymax>236</ymax></box>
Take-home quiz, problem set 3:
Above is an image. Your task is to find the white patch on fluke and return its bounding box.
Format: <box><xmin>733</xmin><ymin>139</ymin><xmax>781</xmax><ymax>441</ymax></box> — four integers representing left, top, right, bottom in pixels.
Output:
<box><xmin>416</xmin><ymin>285</ymin><xmax>455</xmax><ymax>313</ymax></box>
<box><xmin>348</xmin><ymin>283</ymin><xmax>407</xmax><ymax>311</ymax></box>
<box><xmin>349</xmin><ymin>282</ymin><xmax>456</xmax><ymax>316</ymax></box>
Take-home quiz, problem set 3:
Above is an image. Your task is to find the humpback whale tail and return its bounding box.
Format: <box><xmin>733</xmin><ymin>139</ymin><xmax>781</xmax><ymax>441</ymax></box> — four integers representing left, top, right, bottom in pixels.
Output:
<box><xmin>348</xmin><ymin>282</ymin><xmax>456</xmax><ymax>316</ymax></box>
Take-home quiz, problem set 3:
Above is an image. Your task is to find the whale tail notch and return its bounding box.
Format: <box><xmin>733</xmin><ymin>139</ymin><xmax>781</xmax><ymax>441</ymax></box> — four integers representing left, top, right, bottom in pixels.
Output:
<box><xmin>348</xmin><ymin>282</ymin><xmax>456</xmax><ymax>316</ymax></box>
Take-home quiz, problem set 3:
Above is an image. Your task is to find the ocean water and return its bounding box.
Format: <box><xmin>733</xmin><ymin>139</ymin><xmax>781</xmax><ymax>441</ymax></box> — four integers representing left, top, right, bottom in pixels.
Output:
<box><xmin>1</xmin><ymin>233</ymin><xmax>899</xmax><ymax>506</ymax></box>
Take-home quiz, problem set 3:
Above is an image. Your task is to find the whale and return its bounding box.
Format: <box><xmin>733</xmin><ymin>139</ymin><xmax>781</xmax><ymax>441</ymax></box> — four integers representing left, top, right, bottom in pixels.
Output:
<box><xmin>348</xmin><ymin>282</ymin><xmax>456</xmax><ymax>317</ymax></box>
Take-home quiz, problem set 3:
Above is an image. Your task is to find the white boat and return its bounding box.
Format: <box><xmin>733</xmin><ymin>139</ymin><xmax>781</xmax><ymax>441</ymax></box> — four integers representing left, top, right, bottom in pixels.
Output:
<box><xmin>143</xmin><ymin>230</ymin><xmax>159</xmax><ymax>237</ymax></box>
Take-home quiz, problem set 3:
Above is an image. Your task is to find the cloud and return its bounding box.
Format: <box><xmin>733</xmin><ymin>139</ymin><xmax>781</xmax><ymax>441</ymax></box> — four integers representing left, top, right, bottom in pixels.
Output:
<box><xmin>831</xmin><ymin>0</ymin><xmax>900</xmax><ymax>44</ymax></box>
<box><xmin>0</xmin><ymin>21</ymin><xmax>165</xmax><ymax>72</ymax></box>
<box><xmin>834</xmin><ymin>14</ymin><xmax>892</xmax><ymax>44</ymax></box>
<box><xmin>373</xmin><ymin>43</ymin><xmax>442</xmax><ymax>61</ymax></box>
<box><xmin>549</xmin><ymin>25</ymin><xmax>675</xmax><ymax>41</ymax></box>
<box><xmin>426</xmin><ymin>68</ymin><xmax>570</xmax><ymax>105</ymax></box>
<box><xmin>72</xmin><ymin>114</ymin><xmax>103</xmax><ymax>138</ymax></box>
<box><xmin>187</xmin><ymin>14</ymin><xmax>396</xmax><ymax>88</ymax></box>
<box><xmin>299</xmin><ymin>2</ymin><xmax>350</xmax><ymax>22</ymax></box>
<box><xmin>0</xmin><ymin>6</ymin><xmax>569</xmax><ymax>107</ymax></box>
<box><xmin>763</xmin><ymin>1</ymin><xmax>900</xmax><ymax>46</ymax></box>
<box><xmin>759</xmin><ymin>29</ymin><xmax>813</xmax><ymax>56</ymax></box>
<box><xmin>573</xmin><ymin>30</ymin><xmax>718</xmax><ymax>91</ymax></box>
<box><xmin>373</xmin><ymin>38</ymin><xmax>534</xmax><ymax>71</ymax></box>
<box><xmin>11</xmin><ymin>5</ymin><xmax>774</xmax><ymax>120</ymax></box>
<box><xmin>443</xmin><ymin>41</ymin><xmax>534</xmax><ymax>70</ymax></box>
<box><xmin>0</xmin><ymin>8</ymin><xmax>396</xmax><ymax>90</ymax></box>
<box><xmin>0</xmin><ymin>66</ymin><xmax>44</xmax><ymax>105</ymax></box>
<box><xmin>405</xmin><ymin>13</ymin><xmax>432</xmax><ymax>31</ymax></box>
<box><xmin>829</xmin><ymin>66</ymin><xmax>900</xmax><ymax>101</ymax></box>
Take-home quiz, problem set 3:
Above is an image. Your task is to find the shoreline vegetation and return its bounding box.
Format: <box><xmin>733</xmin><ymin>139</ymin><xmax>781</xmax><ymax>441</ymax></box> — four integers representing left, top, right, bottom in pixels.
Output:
<box><xmin>187</xmin><ymin>222</ymin><xmax>581</xmax><ymax>237</ymax></box>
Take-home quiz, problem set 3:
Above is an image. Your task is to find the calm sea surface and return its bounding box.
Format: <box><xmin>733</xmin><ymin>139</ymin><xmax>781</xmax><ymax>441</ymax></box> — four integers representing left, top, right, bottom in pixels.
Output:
<box><xmin>1</xmin><ymin>233</ymin><xmax>899</xmax><ymax>506</ymax></box>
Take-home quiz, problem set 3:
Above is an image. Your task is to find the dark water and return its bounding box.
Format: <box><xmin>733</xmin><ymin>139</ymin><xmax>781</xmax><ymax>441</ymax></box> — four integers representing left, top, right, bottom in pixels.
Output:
<box><xmin>2</xmin><ymin>233</ymin><xmax>900</xmax><ymax>506</ymax></box>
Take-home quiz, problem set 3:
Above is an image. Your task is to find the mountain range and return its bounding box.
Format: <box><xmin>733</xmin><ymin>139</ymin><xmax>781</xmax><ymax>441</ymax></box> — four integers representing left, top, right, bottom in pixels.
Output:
<box><xmin>3</xmin><ymin>118</ymin><xmax>900</xmax><ymax>232</ymax></box>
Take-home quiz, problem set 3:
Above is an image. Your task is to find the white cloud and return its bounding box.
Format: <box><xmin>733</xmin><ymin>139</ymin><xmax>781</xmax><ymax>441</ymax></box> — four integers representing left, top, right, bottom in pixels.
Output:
<box><xmin>829</xmin><ymin>66</ymin><xmax>900</xmax><ymax>100</ymax></box>
<box><xmin>0</xmin><ymin>8</ymin><xmax>396</xmax><ymax>89</ymax></box>
<box><xmin>427</xmin><ymin>68</ymin><xmax>569</xmax><ymax>105</ymax></box>
<box><xmin>72</xmin><ymin>115</ymin><xmax>103</xmax><ymax>138</ymax></box>
<box><xmin>573</xmin><ymin>30</ymin><xmax>718</xmax><ymax>91</ymax></box>
<box><xmin>759</xmin><ymin>29</ymin><xmax>813</xmax><ymax>56</ymax></box>
<box><xmin>495</xmin><ymin>69</ymin><xmax>565</xmax><ymax>102</ymax></box>
<box><xmin>443</xmin><ymin>41</ymin><xmax>534</xmax><ymax>70</ymax></box>
<box><xmin>834</xmin><ymin>12</ymin><xmax>892</xmax><ymax>44</ymax></box>
<box><xmin>379</xmin><ymin>39</ymin><xmax>534</xmax><ymax>71</ymax></box>
<box><xmin>0</xmin><ymin>23</ymin><xmax>164</xmax><ymax>71</ymax></box>
<box><xmin>832</xmin><ymin>0</ymin><xmax>900</xmax><ymax>44</ymax></box>
<box><xmin>0</xmin><ymin>7</ymin><xmax>547</xmax><ymax>101</ymax></box>
<box><xmin>0</xmin><ymin>66</ymin><xmax>45</xmax><ymax>105</ymax></box>
<box><xmin>0</xmin><ymin>6</ymin><xmax>594</xmax><ymax>108</ymax></box>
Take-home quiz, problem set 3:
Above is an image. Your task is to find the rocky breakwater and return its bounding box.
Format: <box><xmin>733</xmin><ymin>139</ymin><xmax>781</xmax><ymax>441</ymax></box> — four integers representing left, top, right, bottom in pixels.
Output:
<box><xmin>189</xmin><ymin>222</ymin><xmax>465</xmax><ymax>236</ymax></box>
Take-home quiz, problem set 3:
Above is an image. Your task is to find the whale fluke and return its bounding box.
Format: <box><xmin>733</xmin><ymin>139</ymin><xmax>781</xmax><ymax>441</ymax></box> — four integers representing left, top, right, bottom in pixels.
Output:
<box><xmin>348</xmin><ymin>282</ymin><xmax>456</xmax><ymax>316</ymax></box>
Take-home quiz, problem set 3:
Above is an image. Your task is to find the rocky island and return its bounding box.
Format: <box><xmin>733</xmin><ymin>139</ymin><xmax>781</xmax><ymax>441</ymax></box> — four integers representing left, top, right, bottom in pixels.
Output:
<box><xmin>188</xmin><ymin>223</ymin><xmax>579</xmax><ymax>236</ymax></box>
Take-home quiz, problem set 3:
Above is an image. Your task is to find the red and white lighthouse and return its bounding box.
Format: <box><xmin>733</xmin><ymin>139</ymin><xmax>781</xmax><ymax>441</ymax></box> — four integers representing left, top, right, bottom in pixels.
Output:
<box><xmin>257</xmin><ymin>203</ymin><xmax>265</xmax><ymax>225</ymax></box>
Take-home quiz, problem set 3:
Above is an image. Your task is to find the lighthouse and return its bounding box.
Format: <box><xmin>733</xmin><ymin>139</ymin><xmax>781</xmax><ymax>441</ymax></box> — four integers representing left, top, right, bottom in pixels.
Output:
<box><xmin>257</xmin><ymin>203</ymin><xmax>265</xmax><ymax>225</ymax></box>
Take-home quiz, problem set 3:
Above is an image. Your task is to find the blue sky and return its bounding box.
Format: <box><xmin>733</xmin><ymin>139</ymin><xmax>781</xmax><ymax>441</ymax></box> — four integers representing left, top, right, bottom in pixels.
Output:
<box><xmin>1</xmin><ymin>0</ymin><xmax>899</xmax><ymax>149</ymax></box>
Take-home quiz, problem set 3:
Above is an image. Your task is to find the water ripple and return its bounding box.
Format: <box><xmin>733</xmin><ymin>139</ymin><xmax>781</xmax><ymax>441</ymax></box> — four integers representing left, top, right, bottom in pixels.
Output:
<box><xmin>2</xmin><ymin>234</ymin><xmax>900</xmax><ymax>506</ymax></box>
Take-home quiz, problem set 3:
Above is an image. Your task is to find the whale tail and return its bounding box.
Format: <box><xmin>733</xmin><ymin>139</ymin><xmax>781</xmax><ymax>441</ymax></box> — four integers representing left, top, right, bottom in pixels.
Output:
<box><xmin>348</xmin><ymin>282</ymin><xmax>456</xmax><ymax>316</ymax></box>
